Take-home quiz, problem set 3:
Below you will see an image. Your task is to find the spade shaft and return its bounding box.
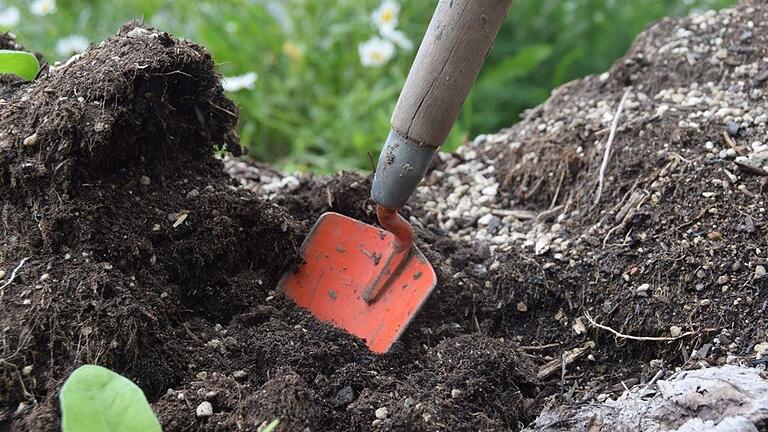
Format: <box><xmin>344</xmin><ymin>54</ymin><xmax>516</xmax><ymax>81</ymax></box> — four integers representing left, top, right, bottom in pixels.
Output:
<box><xmin>281</xmin><ymin>0</ymin><xmax>511</xmax><ymax>353</ymax></box>
<box><xmin>371</xmin><ymin>0</ymin><xmax>513</xmax><ymax>210</ymax></box>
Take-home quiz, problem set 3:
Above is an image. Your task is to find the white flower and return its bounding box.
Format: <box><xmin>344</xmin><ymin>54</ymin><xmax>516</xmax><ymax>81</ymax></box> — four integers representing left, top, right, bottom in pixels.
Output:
<box><xmin>371</xmin><ymin>0</ymin><xmax>400</xmax><ymax>33</ymax></box>
<box><xmin>55</xmin><ymin>35</ymin><xmax>89</xmax><ymax>56</ymax></box>
<box><xmin>30</xmin><ymin>0</ymin><xmax>56</xmax><ymax>16</ymax></box>
<box><xmin>358</xmin><ymin>37</ymin><xmax>395</xmax><ymax>67</ymax></box>
<box><xmin>0</xmin><ymin>7</ymin><xmax>20</xmax><ymax>27</ymax></box>
<box><xmin>381</xmin><ymin>27</ymin><xmax>413</xmax><ymax>51</ymax></box>
<box><xmin>221</xmin><ymin>72</ymin><xmax>258</xmax><ymax>92</ymax></box>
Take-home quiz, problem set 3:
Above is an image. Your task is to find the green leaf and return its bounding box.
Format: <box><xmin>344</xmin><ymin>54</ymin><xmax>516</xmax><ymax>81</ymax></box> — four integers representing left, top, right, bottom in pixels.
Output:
<box><xmin>0</xmin><ymin>50</ymin><xmax>40</xmax><ymax>80</ymax></box>
<box><xmin>60</xmin><ymin>365</ymin><xmax>162</xmax><ymax>432</ymax></box>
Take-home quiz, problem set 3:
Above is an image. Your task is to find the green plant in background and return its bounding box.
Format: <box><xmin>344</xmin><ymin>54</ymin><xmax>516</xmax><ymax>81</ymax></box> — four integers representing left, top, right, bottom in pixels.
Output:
<box><xmin>1</xmin><ymin>0</ymin><xmax>736</xmax><ymax>172</ymax></box>
<box><xmin>60</xmin><ymin>365</ymin><xmax>162</xmax><ymax>432</ymax></box>
<box><xmin>0</xmin><ymin>50</ymin><xmax>39</xmax><ymax>79</ymax></box>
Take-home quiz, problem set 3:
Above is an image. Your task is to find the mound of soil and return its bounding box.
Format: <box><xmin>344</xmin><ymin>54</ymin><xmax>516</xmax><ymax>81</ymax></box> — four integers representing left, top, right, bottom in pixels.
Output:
<box><xmin>3</xmin><ymin>1</ymin><xmax>768</xmax><ymax>431</ymax></box>
<box><xmin>227</xmin><ymin>0</ymin><xmax>767</xmax><ymax>429</ymax></box>
<box><xmin>0</xmin><ymin>23</ymin><xmax>537</xmax><ymax>432</ymax></box>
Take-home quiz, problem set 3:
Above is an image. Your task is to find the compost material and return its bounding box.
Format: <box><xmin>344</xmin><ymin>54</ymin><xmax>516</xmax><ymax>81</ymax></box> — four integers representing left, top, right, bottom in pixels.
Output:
<box><xmin>2</xmin><ymin>1</ymin><xmax>768</xmax><ymax>431</ymax></box>
<box><xmin>0</xmin><ymin>23</ymin><xmax>537</xmax><ymax>432</ymax></box>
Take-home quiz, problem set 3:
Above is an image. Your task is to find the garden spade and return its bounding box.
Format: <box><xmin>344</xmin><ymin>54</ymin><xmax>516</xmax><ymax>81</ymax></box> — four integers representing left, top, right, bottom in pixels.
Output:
<box><xmin>279</xmin><ymin>0</ymin><xmax>512</xmax><ymax>353</ymax></box>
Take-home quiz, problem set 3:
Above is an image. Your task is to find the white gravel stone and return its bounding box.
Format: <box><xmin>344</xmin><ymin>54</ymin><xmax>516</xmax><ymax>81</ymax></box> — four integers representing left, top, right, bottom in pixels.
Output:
<box><xmin>196</xmin><ymin>401</ymin><xmax>213</xmax><ymax>418</ymax></box>
<box><xmin>670</xmin><ymin>326</ymin><xmax>683</xmax><ymax>338</ymax></box>
<box><xmin>375</xmin><ymin>407</ymin><xmax>389</xmax><ymax>420</ymax></box>
<box><xmin>754</xmin><ymin>265</ymin><xmax>766</xmax><ymax>280</ymax></box>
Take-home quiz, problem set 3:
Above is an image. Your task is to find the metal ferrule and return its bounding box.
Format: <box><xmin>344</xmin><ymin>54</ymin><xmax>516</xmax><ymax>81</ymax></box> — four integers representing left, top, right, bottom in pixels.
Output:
<box><xmin>371</xmin><ymin>129</ymin><xmax>438</xmax><ymax>209</ymax></box>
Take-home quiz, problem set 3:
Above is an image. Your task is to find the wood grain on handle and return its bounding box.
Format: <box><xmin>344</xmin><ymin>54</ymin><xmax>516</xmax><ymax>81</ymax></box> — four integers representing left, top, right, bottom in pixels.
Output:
<box><xmin>391</xmin><ymin>0</ymin><xmax>512</xmax><ymax>149</ymax></box>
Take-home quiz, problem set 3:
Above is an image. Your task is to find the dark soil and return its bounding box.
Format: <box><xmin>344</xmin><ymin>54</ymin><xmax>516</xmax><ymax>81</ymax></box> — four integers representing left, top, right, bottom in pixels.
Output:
<box><xmin>2</xmin><ymin>1</ymin><xmax>768</xmax><ymax>431</ymax></box>
<box><xmin>0</xmin><ymin>23</ymin><xmax>537</xmax><ymax>432</ymax></box>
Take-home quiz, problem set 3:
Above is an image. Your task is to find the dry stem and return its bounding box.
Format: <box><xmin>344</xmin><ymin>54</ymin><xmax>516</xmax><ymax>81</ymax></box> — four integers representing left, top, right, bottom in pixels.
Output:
<box><xmin>594</xmin><ymin>88</ymin><xmax>631</xmax><ymax>206</ymax></box>
<box><xmin>584</xmin><ymin>311</ymin><xmax>695</xmax><ymax>341</ymax></box>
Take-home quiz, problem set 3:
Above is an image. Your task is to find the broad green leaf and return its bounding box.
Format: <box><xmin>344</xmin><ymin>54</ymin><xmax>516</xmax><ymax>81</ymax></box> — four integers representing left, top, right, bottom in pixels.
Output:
<box><xmin>60</xmin><ymin>365</ymin><xmax>162</xmax><ymax>432</ymax></box>
<box><xmin>0</xmin><ymin>50</ymin><xmax>39</xmax><ymax>81</ymax></box>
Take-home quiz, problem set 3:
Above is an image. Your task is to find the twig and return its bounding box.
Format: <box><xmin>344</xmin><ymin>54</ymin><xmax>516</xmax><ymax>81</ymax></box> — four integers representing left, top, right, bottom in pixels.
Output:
<box><xmin>550</xmin><ymin>164</ymin><xmax>566</xmax><ymax>209</ymax></box>
<box><xmin>537</xmin><ymin>342</ymin><xmax>593</xmax><ymax>380</ymax></box>
<box><xmin>490</xmin><ymin>209</ymin><xmax>536</xmax><ymax>220</ymax></box>
<box><xmin>560</xmin><ymin>352</ymin><xmax>567</xmax><ymax>396</ymax></box>
<box><xmin>640</xmin><ymin>368</ymin><xmax>666</xmax><ymax>396</ymax></box>
<box><xmin>535</xmin><ymin>205</ymin><xmax>564</xmax><ymax>224</ymax></box>
<box><xmin>594</xmin><ymin>88</ymin><xmax>631</xmax><ymax>206</ymax></box>
<box><xmin>0</xmin><ymin>257</ymin><xmax>30</xmax><ymax>294</ymax></box>
<box><xmin>584</xmin><ymin>311</ymin><xmax>695</xmax><ymax>341</ymax></box>
<box><xmin>722</xmin><ymin>130</ymin><xmax>745</xmax><ymax>154</ymax></box>
<box><xmin>520</xmin><ymin>342</ymin><xmax>561</xmax><ymax>351</ymax></box>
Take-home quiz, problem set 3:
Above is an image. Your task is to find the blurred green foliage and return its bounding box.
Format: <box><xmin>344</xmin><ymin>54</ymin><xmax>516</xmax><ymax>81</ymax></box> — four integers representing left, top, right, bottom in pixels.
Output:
<box><xmin>3</xmin><ymin>0</ymin><xmax>735</xmax><ymax>172</ymax></box>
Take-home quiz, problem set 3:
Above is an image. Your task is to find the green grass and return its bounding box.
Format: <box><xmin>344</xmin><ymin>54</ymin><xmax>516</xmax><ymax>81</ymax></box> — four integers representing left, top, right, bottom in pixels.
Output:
<box><xmin>2</xmin><ymin>0</ymin><xmax>736</xmax><ymax>172</ymax></box>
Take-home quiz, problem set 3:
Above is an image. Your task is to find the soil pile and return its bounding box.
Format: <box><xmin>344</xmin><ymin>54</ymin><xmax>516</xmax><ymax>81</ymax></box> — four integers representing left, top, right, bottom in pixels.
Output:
<box><xmin>228</xmin><ymin>0</ymin><xmax>768</xmax><ymax>430</ymax></box>
<box><xmin>3</xmin><ymin>0</ymin><xmax>768</xmax><ymax>430</ymax></box>
<box><xmin>0</xmin><ymin>23</ymin><xmax>537</xmax><ymax>432</ymax></box>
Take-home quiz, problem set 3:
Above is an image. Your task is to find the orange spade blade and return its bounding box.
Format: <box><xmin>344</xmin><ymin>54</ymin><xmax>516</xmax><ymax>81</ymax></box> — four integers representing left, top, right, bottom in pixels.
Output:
<box><xmin>278</xmin><ymin>212</ymin><xmax>436</xmax><ymax>353</ymax></box>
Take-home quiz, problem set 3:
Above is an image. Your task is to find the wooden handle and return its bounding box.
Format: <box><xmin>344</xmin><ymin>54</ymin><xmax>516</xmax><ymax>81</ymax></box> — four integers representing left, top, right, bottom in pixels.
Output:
<box><xmin>391</xmin><ymin>0</ymin><xmax>512</xmax><ymax>149</ymax></box>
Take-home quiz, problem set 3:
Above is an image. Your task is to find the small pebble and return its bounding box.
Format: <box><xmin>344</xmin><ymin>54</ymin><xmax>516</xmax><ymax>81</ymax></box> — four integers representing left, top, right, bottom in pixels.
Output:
<box><xmin>139</xmin><ymin>176</ymin><xmax>151</xmax><ymax>186</ymax></box>
<box><xmin>516</xmin><ymin>302</ymin><xmax>528</xmax><ymax>312</ymax></box>
<box><xmin>707</xmin><ymin>231</ymin><xmax>722</xmax><ymax>241</ymax></box>
<box><xmin>187</xmin><ymin>189</ymin><xmax>200</xmax><ymax>198</ymax></box>
<box><xmin>670</xmin><ymin>326</ymin><xmax>682</xmax><ymax>338</ymax></box>
<box><xmin>726</xmin><ymin>121</ymin><xmax>741</xmax><ymax>136</ymax></box>
<box><xmin>206</xmin><ymin>339</ymin><xmax>222</xmax><ymax>350</ymax></box>
<box><xmin>40</xmin><ymin>273</ymin><xmax>50</xmax><ymax>282</ymax></box>
<box><xmin>23</xmin><ymin>133</ymin><xmax>38</xmax><ymax>146</ymax></box>
<box><xmin>375</xmin><ymin>407</ymin><xmax>389</xmax><ymax>420</ymax></box>
<box><xmin>0</xmin><ymin>270</ymin><xmax>6</xmax><ymax>279</ymax></box>
<box><xmin>196</xmin><ymin>401</ymin><xmax>213</xmax><ymax>418</ymax></box>
<box><xmin>754</xmin><ymin>265</ymin><xmax>766</xmax><ymax>280</ymax></box>
<box><xmin>451</xmin><ymin>389</ymin><xmax>462</xmax><ymax>399</ymax></box>
<box><xmin>754</xmin><ymin>342</ymin><xmax>768</xmax><ymax>357</ymax></box>
<box><xmin>22</xmin><ymin>365</ymin><xmax>33</xmax><ymax>375</ymax></box>
<box><xmin>204</xmin><ymin>391</ymin><xmax>218</xmax><ymax>401</ymax></box>
<box><xmin>233</xmin><ymin>370</ymin><xmax>248</xmax><ymax>380</ymax></box>
<box><xmin>716</xmin><ymin>275</ymin><xmax>728</xmax><ymax>285</ymax></box>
